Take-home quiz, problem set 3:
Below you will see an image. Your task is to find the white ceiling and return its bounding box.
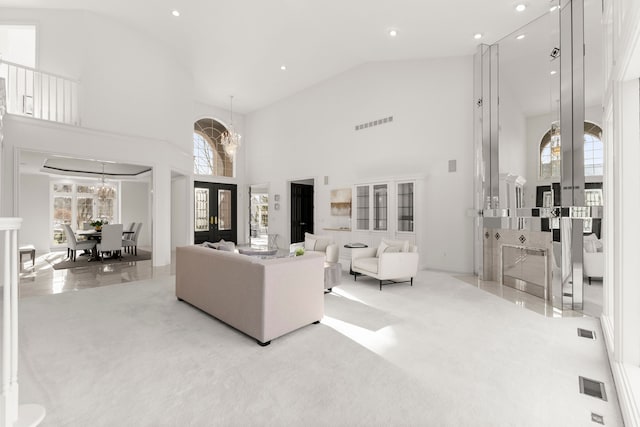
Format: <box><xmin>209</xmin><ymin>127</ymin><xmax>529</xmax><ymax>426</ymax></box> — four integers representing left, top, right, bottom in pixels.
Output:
<box><xmin>0</xmin><ymin>0</ymin><xmax>556</xmax><ymax>113</ymax></box>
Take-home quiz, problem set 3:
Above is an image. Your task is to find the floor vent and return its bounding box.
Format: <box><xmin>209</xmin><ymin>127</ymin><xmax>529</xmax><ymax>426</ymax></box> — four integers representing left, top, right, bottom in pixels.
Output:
<box><xmin>578</xmin><ymin>328</ymin><xmax>596</xmax><ymax>339</ymax></box>
<box><xmin>579</xmin><ymin>376</ymin><xmax>607</xmax><ymax>401</ymax></box>
<box><xmin>591</xmin><ymin>412</ymin><xmax>605</xmax><ymax>424</ymax></box>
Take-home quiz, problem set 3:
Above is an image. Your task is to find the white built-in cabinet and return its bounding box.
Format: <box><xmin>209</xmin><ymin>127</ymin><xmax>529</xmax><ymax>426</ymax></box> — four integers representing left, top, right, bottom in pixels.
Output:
<box><xmin>324</xmin><ymin>179</ymin><xmax>418</xmax><ymax>268</ymax></box>
<box><xmin>354</xmin><ymin>180</ymin><xmax>415</xmax><ymax>236</ymax></box>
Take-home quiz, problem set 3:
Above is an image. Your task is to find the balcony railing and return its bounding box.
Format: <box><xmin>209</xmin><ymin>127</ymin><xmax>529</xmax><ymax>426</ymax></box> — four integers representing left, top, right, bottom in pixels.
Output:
<box><xmin>0</xmin><ymin>59</ymin><xmax>79</xmax><ymax>126</ymax></box>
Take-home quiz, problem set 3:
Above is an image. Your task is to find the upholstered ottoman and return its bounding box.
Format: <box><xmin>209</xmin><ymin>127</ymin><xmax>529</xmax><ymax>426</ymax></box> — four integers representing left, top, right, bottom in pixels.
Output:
<box><xmin>324</xmin><ymin>262</ymin><xmax>341</xmax><ymax>291</ymax></box>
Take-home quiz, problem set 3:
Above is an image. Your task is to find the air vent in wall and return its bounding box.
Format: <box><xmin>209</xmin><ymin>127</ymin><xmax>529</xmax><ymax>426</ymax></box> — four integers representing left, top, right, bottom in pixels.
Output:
<box><xmin>355</xmin><ymin>116</ymin><xmax>393</xmax><ymax>131</ymax></box>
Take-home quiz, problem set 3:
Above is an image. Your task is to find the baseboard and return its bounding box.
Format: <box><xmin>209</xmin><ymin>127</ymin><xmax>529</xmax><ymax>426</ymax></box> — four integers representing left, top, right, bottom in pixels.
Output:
<box><xmin>601</xmin><ymin>315</ymin><xmax>640</xmax><ymax>427</ymax></box>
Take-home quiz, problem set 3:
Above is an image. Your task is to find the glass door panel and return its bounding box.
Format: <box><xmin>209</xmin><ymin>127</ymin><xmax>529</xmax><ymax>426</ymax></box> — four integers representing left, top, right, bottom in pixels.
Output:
<box><xmin>373</xmin><ymin>184</ymin><xmax>387</xmax><ymax>231</ymax></box>
<box><xmin>397</xmin><ymin>182</ymin><xmax>414</xmax><ymax>232</ymax></box>
<box><xmin>194</xmin><ymin>188</ymin><xmax>209</xmax><ymax>232</ymax></box>
<box><xmin>218</xmin><ymin>189</ymin><xmax>232</xmax><ymax>231</ymax></box>
<box><xmin>355</xmin><ymin>185</ymin><xmax>369</xmax><ymax>230</ymax></box>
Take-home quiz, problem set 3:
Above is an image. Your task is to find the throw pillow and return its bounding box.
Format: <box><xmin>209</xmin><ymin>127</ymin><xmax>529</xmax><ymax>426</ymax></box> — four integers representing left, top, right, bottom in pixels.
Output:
<box><xmin>382</xmin><ymin>239</ymin><xmax>409</xmax><ymax>252</ymax></box>
<box><xmin>594</xmin><ymin>240</ymin><xmax>604</xmax><ymax>252</ymax></box>
<box><xmin>376</xmin><ymin>241</ymin><xmax>389</xmax><ymax>258</ymax></box>
<box><xmin>384</xmin><ymin>246</ymin><xmax>400</xmax><ymax>253</ymax></box>
<box><xmin>305</xmin><ymin>238</ymin><xmax>317</xmax><ymax>251</ymax></box>
<box><xmin>584</xmin><ymin>239</ymin><xmax>596</xmax><ymax>253</ymax></box>
<box><xmin>218</xmin><ymin>244</ymin><xmax>234</xmax><ymax>252</ymax></box>
<box><xmin>314</xmin><ymin>238</ymin><xmax>331</xmax><ymax>252</ymax></box>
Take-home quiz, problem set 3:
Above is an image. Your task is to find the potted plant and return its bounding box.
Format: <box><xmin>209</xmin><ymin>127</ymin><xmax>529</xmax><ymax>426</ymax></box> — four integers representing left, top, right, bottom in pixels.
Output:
<box><xmin>90</xmin><ymin>219</ymin><xmax>108</xmax><ymax>231</ymax></box>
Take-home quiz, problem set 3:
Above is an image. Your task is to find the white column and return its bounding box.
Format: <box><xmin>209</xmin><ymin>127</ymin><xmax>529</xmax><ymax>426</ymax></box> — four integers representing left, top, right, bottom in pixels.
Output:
<box><xmin>152</xmin><ymin>165</ymin><xmax>172</xmax><ymax>267</ymax></box>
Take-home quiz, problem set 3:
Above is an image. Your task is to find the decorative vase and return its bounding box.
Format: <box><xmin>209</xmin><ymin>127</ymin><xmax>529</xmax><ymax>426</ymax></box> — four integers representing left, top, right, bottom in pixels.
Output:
<box><xmin>95</xmin><ymin>226</ymin><xmax>102</xmax><ymax>232</ymax></box>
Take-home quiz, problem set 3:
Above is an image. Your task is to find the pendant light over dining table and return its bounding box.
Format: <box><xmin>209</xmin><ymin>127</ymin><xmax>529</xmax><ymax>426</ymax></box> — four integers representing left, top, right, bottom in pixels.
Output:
<box><xmin>96</xmin><ymin>163</ymin><xmax>113</xmax><ymax>200</ymax></box>
<box><xmin>220</xmin><ymin>95</ymin><xmax>241</xmax><ymax>157</ymax></box>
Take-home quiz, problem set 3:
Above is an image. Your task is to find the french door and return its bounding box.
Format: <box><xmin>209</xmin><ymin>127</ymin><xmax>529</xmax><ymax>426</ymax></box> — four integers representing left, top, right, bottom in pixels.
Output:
<box><xmin>194</xmin><ymin>182</ymin><xmax>237</xmax><ymax>244</ymax></box>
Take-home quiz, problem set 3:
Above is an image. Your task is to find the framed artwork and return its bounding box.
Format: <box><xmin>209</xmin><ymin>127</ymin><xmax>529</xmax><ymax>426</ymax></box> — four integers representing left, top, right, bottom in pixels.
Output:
<box><xmin>330</xmin><ymin>188</ymin><xmax>352</xmax><ymax>216</ymax></box>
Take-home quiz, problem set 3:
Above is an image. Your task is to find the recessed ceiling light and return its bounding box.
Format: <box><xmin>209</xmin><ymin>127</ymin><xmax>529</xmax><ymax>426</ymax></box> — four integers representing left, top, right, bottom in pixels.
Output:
<box><xmin>474</xmin><ymin>33</ymin><xmax>483</xmax><ymax>40</ymax></box>
<box><xmin>171</xmin><ymin>10</ymin><xmax>180</xmax><ymax>17</ymax></box>
<box><xmin>550</xmin><ymin>70</ymin><xmax>557</xmax><ymax>75</ymax></box>
<box><xmin>516</xmin><ymin>34</ymin><xmax>526</xmax><ymax>40</ymax></box>
<box><xmin>515</xmin><ymin>4</ymin><xmax>526</xmax><ymax>12</ymax></box>
<box><xmin>550</xmin><ymin>5</ymin><xmax>558</xmax><ymax>12</ymax></box>
<box><xmin>388</xmin><ymin>29</ymin><xmax>398</xmax><ymax>37</ymax></box>
<box><xmin>280</xmin><ymin>65</ymin><xmax>287</xmax><ymax>71</ymax></box>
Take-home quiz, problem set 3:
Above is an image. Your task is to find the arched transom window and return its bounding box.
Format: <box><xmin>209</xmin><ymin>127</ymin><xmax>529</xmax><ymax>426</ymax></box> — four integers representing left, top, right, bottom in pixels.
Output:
<box><xmin>539</xmin><ymin>121</ymin><xmax>603</xmax><ymax>179</ymax></box>
<box><xmin>193</xmin><ymin>118</ymin><xmax>233</xmax><ymax>177</ymax></box>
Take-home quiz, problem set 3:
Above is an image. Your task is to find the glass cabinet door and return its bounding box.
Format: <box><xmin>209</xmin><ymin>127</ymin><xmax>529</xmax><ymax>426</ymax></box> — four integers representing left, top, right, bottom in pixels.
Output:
<box><xmin>397</xmin><ymin>182</ymin><xmax>414</xmax><ymax>232</ymax></box>
<box><xmin>355</xmin><ymin>185</ymin><xmax>370</xmax><ymax>231</ymax></box>
<box><xmin>373</xmin><ymin>184</ymin><xmax>388</xmax><ymax>231</ymax></box>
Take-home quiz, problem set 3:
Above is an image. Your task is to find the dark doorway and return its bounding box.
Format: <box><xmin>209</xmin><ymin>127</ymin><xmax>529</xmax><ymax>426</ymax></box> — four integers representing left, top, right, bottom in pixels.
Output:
<box><xmin>290</xmin><ymin>182</ymin><xmax>314</xmax><ymax>243</ymax></box>
<box><xmin>194</xmin><ymin>181</ymin><xmax>237</xmax><ymax>244</ymax></box>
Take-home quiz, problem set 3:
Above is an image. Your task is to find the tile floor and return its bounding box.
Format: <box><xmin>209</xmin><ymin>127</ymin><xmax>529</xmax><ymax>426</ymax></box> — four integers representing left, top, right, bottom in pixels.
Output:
<box><xmin>454</xmin><ymin>274</ymin><xmax>603</xmax><ymax>318</ymax></box>
<box><xmin>18</xmin><ymin>248</ymin><xmax>171</xmax><ymax>298</ymax></box>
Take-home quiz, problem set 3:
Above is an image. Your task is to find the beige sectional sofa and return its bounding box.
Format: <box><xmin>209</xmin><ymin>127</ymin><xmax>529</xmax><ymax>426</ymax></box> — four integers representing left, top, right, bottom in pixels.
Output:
<box><xmin>176</xmin><ymin>245</ymin><xmax>325</xmax><ymax>346</ymax></box>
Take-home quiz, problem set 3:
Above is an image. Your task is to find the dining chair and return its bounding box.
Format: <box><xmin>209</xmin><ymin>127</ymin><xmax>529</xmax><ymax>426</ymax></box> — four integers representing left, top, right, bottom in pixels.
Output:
<box><xmin>122</xmin><ymin>222</ymin><xmax>143</xmax><ymax>256</ymax></box>
<box><xmin>63</xmin><ymin>224</ymin><xmax>96</xmax><ymax>261</ymax></box>
<box><xmin>123</xmin><ymin>222</ymin><xmax>136</xmax><ymax>253</ymax></box>
<box><xmin>96</xmin><ymin>224</ymin><xmax>124</xmax><ymax>261</ymax></box>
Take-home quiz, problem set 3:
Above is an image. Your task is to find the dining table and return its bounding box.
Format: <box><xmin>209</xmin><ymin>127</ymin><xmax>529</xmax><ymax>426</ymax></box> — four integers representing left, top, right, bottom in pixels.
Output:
<box><xmin>76</xmin><ymin>228</ymin><xmax>135</xmax><ymax>260</ymax></box>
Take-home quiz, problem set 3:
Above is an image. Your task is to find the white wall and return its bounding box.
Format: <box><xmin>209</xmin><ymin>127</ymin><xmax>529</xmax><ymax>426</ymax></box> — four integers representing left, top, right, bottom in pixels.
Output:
<box><xmin>171</xmin><ymin>175</ymin><xmax>189</xmax><ymax>250</ymax></box>
<box><xmin>245</xmin><ymin>57</ymin><xmax>474</xmax><ymax>273</ymax></box>
<box><xmin>18</xmin><ymin>173</ymin><xmax>49</xmax><ymax>251</ymax></box>
<box><xmin>120</xmin><ymin>181</ymin><xmax>151</xmax><ymax>248</ymax></box>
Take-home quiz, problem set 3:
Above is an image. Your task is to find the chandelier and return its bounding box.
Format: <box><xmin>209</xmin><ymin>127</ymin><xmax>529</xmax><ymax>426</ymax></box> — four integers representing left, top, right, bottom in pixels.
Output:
<box><xmin>96</xmin><ymin>163</ymin><xmax>114</xmax><ymax>200</ymax></box>
<box><xmin>220</xmin><ymin>95</ymin><xmax>241</xmax><ymax>157</ymax></box>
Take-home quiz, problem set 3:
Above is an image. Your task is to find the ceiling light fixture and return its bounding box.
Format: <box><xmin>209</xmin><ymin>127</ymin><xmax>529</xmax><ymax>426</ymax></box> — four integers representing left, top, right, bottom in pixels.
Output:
<box><xmin>515</xmin><ymin>4</ymin><xmax>526</xmax><ymax>12</ymax></box>
<box><xmin>220</xmin><ymin>96</ymin><xmax>241</xmax><ymax>157</ymax></box>
<box><xmin>388</xmin><ymin>29</ymin><xmax>398</xmax><ymax>37</ymax></box>
<box><xmin>516</xmin><ymin>34</ymin><xmax>526</xmax><ymax>40</ymax></box>
<box><xmin>96</xmin><ymin>163</ymin><xmax>113</xmax><ymax>200</ymax></box>
<box><xmin>171</xmin><ymin>10</ymin><xmax>180</xmax><ymax>17</ymax></box>
<box><xmin>474</xmin><ymin>33</ymin><xmax>483</xmax><ymax>40</ymax></box>
<box><xmin>550</xmin><ymin>70</ymin><xmax>557</xmax><ymax>75</ymax></box>
<box><xmin>550</xmin><ymin>5</ymin><xmax>559</xmax><ymax>12</ymax></box>
<box><xmin>280</xmin><ymin>65</ymin><xmax>287</xmax><ymax>71</ymax></box>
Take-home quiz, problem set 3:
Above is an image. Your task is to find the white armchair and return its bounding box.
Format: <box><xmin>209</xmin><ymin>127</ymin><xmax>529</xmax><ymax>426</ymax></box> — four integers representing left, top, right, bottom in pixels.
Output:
<box><xmin>303</xmin><ymin>232</ymin><xmax>339</xmax><ymax>263</ymax></box>
<box><xmin>583</xmin><ymin>233</ymin><xmax>603</xmax><ymax>285</ymax></box>
<box><xmin>351</xmin><ymin>239</ymin><xmax>419</xmax><ymax>290</ymax></box>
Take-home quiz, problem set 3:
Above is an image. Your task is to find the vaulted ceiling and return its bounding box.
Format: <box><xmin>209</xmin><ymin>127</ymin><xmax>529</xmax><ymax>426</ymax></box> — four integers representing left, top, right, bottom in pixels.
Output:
<box><xmin>0</xmin><ymin>0</ymin><xmax>559</xmax><ymax>113</ymax></box>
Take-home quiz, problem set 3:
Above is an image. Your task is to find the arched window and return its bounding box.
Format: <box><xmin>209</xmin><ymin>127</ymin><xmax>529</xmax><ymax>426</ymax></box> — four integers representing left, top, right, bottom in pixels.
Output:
<box><xmin>539</xmin><ymin>122</ymin><xmax>603</xmax><ymax>179</ymax></box>
<box><xmin>193</xmin><ymin>118</ymin><xmax>233</xmax><ymax>177</ymax></box>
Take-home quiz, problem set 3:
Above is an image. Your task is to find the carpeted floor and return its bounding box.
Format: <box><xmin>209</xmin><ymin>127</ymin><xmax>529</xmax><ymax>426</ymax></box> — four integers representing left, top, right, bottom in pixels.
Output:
<box><xmin>50</xmin><ymin>250</ymin><xmax>151</xmax><ymax>270</ymax></box>
<box><xmin>17</xmin><ymin>271</ymin><xmax>622</xmax><ymax>426</ymax></box>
